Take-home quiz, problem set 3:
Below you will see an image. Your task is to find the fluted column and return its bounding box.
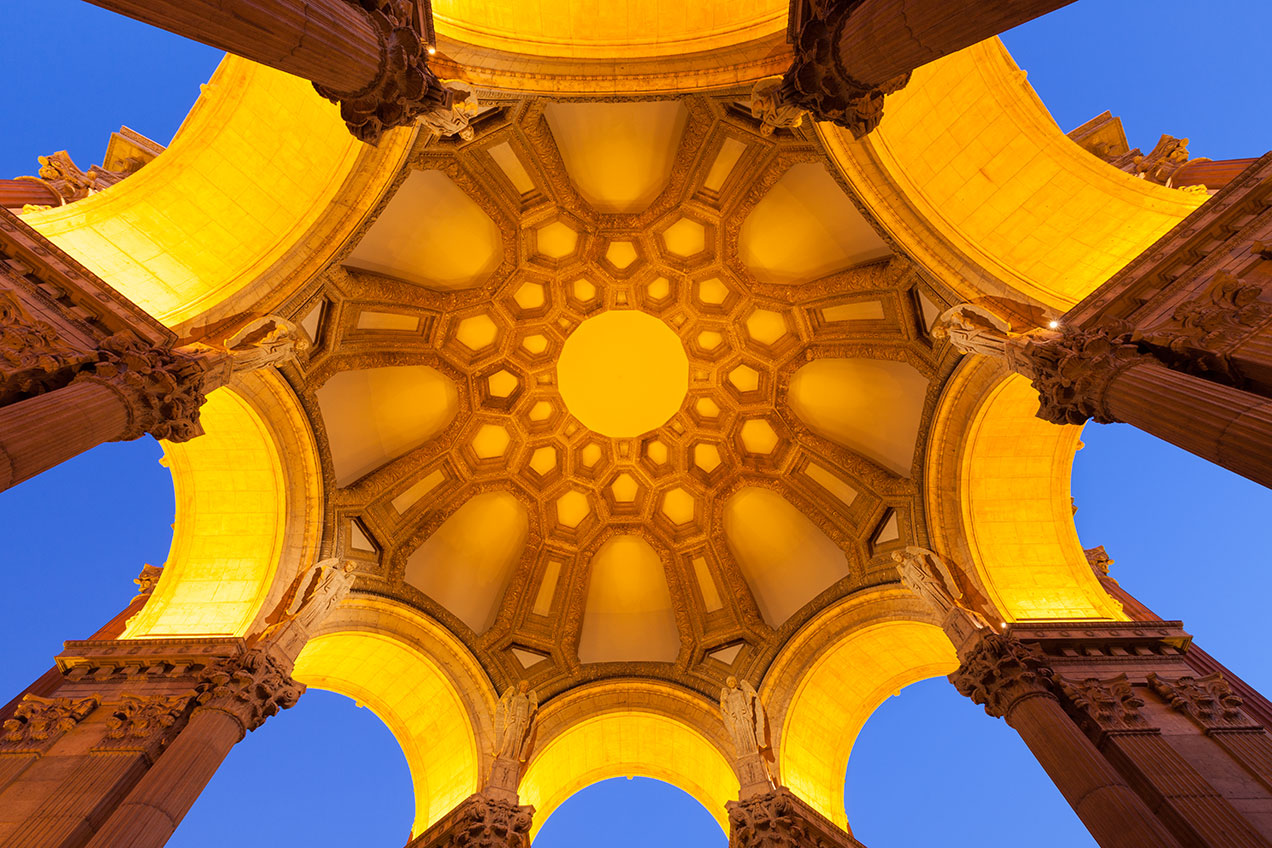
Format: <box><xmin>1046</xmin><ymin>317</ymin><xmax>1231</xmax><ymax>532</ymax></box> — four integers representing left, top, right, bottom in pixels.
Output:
<box><xmin>0</xmin><ymin>334</ymin><xmax>223</xmax><ymax>493</ymax></box>
<box><xmin>83</xmin><ymin>0</ymin><xmax>451</xmax><ymax>142</ymax></box>
<box><xmin>82</xmin><ymin>648</ymin><xmax>304</xmax><ymax>848</ymax></box>
<box><xmin>776</xmin><ymin>0</ymin><xmax>1076</xmax><ymax>136</ymax></box>
<box><xmin>951</xmin><ymin>631</ymin><xmax>1184</xmax><ymax>848</ymax></box>
<box><xmin>1018</xmin><ymin>330</ymin><xmax>1272</xmax><ymax>489</ymax></box>
<box><xmin>0</xmin><ymin>179</ymin><xmax>59</xmax><ymax>210</ymax></box>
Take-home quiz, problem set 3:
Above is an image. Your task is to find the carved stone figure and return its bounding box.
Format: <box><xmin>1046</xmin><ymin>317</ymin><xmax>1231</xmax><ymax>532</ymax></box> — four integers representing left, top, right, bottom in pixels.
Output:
<box><xmin>750</xmin><ymin>76</ymin><xmax>805</xmax><ymax>136</ymax></box>
<box><xmin>493</xmin><ymin>681</ymin><xmax>538</xmax><ymax>762</ymax></box>
<box><xmin>134</xmin><ymin>563</ymin><xmax>164</xmax><ymax>595</ymax></box>
<box><xmin>931</xmin><ymin>304</ymin><xmax>1013</xmax><ymax>359</ymax></box>
<box><xmin>222</xmin><ymin>315</ymin><xmax>309</xmax><ymax>376</ymax></box>
<box><xmin>255</xmin><ymin>558</ymin><xmax>357</xmax><ymax>664</ymax></box>
<box><xmin>419</xmin><ymin>80</ymin><xmax>481</xmax><ymax>141</ymax></box>
<box><xmin>720</xmin><ymin>676</ymin><xmax>770</xmax><ymax>759</ymax></box>
<box><xmin>891</xmin><ymin>546</ymin><xmax>964</xmax><ymax>618</ymax></box>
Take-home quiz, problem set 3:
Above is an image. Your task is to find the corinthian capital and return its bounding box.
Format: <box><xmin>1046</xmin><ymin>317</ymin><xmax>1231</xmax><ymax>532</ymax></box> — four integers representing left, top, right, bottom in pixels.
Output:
<box><xmin>195</xmin><ymin>646</ymin><xmax>305</xmax><ymax>736</ymax></box>
<box><xmin>779</xmin><ymin>2</ymin><xmax>909</xmax><ymax>139</ymax></box>
<box><xmin>1015</xmin><ymin>329</ymin><xmax>1148</xmax><ymax>426</ymax></box>
<box><xmin>77</xmin><ymin>332</ymin><xmax>216</xmax><ymax>443</ymax></box>
<box><xmin>1</xmin><ymin>694</ymin><xmax>99</xmax><ymax>751</ymax></box>
<box><xmin>949</xmin><ymin>631</ymin><xmax>1056</xmax><ymax>720</ymax></box>
<box><xmin>314</xmin><ymin>0</ymin><xmax>459</xmax><ymax>143</ymax></box>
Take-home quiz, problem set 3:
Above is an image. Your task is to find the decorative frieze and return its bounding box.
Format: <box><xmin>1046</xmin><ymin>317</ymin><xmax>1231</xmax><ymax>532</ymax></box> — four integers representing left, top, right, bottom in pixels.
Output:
<box><xmin>1058</xmin><ymin>674</ymin><xmax>1149</xmax><ymax>735</ymax></box>
<box><xmin>94</xmin><ymin>694</ymin><xmax>194</xmax><ymax>756</ymax></box>
<box><xmin>1</xmin><ymin>694</ymin><xmax>99</xmax><ymax>751</ymax></box>
<box><xmin>1148</xmin><ymin>673</ymin><xmax>1257</xmax><ymax>731</ymax></box>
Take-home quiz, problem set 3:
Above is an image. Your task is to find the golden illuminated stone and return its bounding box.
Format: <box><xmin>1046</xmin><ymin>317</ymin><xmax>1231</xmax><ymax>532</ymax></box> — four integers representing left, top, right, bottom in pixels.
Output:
<box><xmin>557</xmin><ymin>311</ymin><xmax>689</xmax><ymax>438</ymax></box>
<box><xmin>471</xmin><ymin>423</ymin><xmax>511</xmax><ymax>459</ymax></box>
<box><xmin>455</xmin><ymin>314</ymin><xmax>499</xmax><ymax>350</ymax></box>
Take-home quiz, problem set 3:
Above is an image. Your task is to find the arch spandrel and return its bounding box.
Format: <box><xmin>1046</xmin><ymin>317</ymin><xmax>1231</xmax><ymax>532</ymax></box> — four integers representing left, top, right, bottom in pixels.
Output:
<box><xmin>820</xmin><ymin>38</ymin><xmax>1206</xmax><ymax>316</ymax></box>
<box><xmin>761</xmin><ymin>592</ymin><xmax>959</xmax><ymax>829</ymax></box>
<box><xmin>518</xmin><ymin>681</ymin><xmax>739</xmax><ymax>836</ymax></box>
<box><xmin>925</xmin><ymin>357</ymin><xmax>1125</xmax><ymax>623</ymax></box>
<box><xmin>18</xmin><ymin>56</ymin><xmax>412</xmax><ymax>329</ymax></box>
<box><xmin>124</xmin><ymin>370</ymin><xmax>323</xmax><ymax>639</ymax></box>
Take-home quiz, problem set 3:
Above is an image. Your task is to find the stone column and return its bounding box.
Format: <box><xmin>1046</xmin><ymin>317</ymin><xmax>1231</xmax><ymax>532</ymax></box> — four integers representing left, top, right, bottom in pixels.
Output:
<box><xmin>82</xmin><ymin>648</ymin><xmax>304</xmax><ymax>848</ymax></box>
<box><xmin>950</xmin><ymin>631</ymin><xmax>1185</xmax><ymax>848</ymax></box>
<box><xmin>0</xmin><ymin>334</ymin><xmax>221</xmax><ymax>493</ymax></box>
<box><xmin>773</xmin><ymin>0</ymin><xmax>1076</xmax><ymax>136</ymax></box>
<box><xmin>84</xmin><ymin>0</ymin><xmax>451</xmax><ymax>142</ymax></box>
<box><xmin>0</xmin><ymin>179</ymin><xmax>59</xmax><ymax>210</ymax></box>
<box><xmin>1018</xmin><ymin>329</ymin><xmax>1272</xmax><ymax>489</ymax></box>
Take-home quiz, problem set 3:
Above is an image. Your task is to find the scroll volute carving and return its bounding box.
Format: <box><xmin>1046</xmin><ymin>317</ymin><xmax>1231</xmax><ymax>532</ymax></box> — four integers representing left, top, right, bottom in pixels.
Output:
<box><xmin>1058</xmin><ymin>674</ymin><xmax>1147</xmax><ymax>735</ymax></box>
<box><xmin>0</xmin><ymin>291</ymin><xmax>91</xmax><ymax>404</ymax></box>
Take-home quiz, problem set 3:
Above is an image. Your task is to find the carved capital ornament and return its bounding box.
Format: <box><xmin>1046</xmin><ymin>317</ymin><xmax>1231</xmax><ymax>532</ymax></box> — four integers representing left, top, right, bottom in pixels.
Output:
<box><xmin>780</xmin><ymin>0</ymin><xmax>910</xmax><ymax>138</ymax></box>
<box><xmin>1</xmin><ymin>694</ymin><xmax>99</xmax><ymax>751</ymax></box>
<box><xmin>194</xmin><ymin>646</ymin><xmax>305</xmax><ymax>736</ymax></box>
<box><xmin>314</xmin><ymin>0</ymin><xmax>457</xmax><ymax>143</ymax></box>
<box><xmin>949</xmin><ymin>631</ymin><xmax>1056</xmax><ymax>719</ymax></box>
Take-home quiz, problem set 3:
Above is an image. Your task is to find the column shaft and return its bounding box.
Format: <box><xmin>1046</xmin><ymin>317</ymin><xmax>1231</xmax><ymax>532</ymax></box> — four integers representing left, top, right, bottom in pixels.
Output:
<box><xmin>1103</xmin><ymin>361</ymin><xmax>1272</xmax><ymax>489</ymax></box>
<box><xmin>0</xmin><ymin>179</ymin><xmax>59</xmax><ymax>210</ymax></box>
<box><xmin>1003</xmin><ymin>694</ymin><xmax>1185</xmax><ymax>848</ymax></box>
<box><xmin>81</xmin><ymin>709</ymin><xmax>242</xmax><ymax>848</ymax></box>
<box><xmin>0</xmin><ymin>380</ymin><xmax>131</xmax><ymax>492</ymax></box>
<box><xmin>839</xmin><ymin>0</ymin><xmax>1078</xmax><ymax>87</ymax></box>
<box><xmin>83</xmin><ymin>0</ymin><xmax>380</xmax><ymax>94</ymax></box>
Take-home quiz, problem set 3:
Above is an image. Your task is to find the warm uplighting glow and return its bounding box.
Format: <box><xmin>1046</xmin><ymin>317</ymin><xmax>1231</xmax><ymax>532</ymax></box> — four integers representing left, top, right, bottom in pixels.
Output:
<box><xmin>558</xmin><ymin>311</ymin><xmax>689</xmax><ymax>437</ymax></box>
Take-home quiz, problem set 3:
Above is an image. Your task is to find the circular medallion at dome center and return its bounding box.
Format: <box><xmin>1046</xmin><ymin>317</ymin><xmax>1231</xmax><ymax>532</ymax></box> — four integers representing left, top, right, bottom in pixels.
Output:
<box><xmin>557</xmin><ymin>311</ymin><xmax>689</xmax><ymax>438</ymax></box>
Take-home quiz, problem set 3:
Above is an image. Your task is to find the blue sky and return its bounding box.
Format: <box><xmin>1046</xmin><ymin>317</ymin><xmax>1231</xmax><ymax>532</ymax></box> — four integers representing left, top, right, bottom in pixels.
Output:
<box><xmin>1</xmin><ymin>2</ymin><xmax>1269</xmax><ymax>846</ymax></box>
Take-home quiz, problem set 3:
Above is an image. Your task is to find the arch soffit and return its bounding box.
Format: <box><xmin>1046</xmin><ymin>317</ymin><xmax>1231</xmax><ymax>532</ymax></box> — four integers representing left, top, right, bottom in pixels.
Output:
<box><xmin>125</xmin><ymin>369</ymin><xmax>323</xmax><ymax>639</ymax></box>
<box><xmin>19</xmin><ymin>55</ymin><xmax>413</xmax><ymax>330</ymax></box>
<box><xmin>760</xmin><ymin>590</ymin><xmax>957</xmax><ymax>829</ymax></box>
<box><xmin>520</xmin><ymin>680</ymin><xmax>739</xmax><ymax>835</ymax></box>
<box><xmin>924</xmin><ymin>356</ymin><xmax>1124</xmax><ymax>623</ymax></box>
<box><xmin>819</xmin><ymin>38</ymin><xmax>1206</xmax><ymax>317</ymax></box>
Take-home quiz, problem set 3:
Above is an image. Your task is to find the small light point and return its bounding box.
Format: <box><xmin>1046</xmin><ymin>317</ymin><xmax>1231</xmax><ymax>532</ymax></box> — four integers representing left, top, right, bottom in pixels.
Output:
<box><xmin>427</xmin><ymin>45</ymin><xmax>436</xmax><ymax>55</ymax></box>
<box><xmin>1048</xmin><ymin>320</ymin><xmax>1060</xmax><ymax>329</ymax></box>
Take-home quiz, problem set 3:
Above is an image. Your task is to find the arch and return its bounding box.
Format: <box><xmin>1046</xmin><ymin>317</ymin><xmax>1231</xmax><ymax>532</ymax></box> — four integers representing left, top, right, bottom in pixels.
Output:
<box><xmin>124</xmin><ymin>370</ymin><xmax>323</xmax><ymax>638</ymax></box>
<box><xmin>19</xmin><ymin>56</ymin><xmax>410</xmax><ymax>329</ymax></box>
<box><xmin>925</xmin><ymin>357</ymin><xmax>1123</xmax><ymax>622</ymax></box>
<box><xmin>519</xmin><ymin>681</ymin><xmax>738</xmax><ymax>836</ymax></box>
<box><xmin>762</xmin><ymin>591</ymin><xmax>958</xmax><ymax>829</ymax></box>
<box><xmin>822</xmin><ymin>38</ymin><xmax>1205</xmax><ymax>314</ymax></box>
<box><xmin>295</xmin><ymin>598</ymin><xmax>497</xmax><ymax>839</ymax></box>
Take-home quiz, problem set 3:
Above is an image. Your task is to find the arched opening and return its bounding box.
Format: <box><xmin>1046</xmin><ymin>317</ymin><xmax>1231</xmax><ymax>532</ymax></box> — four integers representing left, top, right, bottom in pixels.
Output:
<box><xmin>535</xmin><ymin>777</ymin><xmax>725</xmax><ymax>847</ymax></box>
<box><xmin>165</xmin><ymin>689</ymin><xmax>415</xmax><ymax>848</ymax></box>
<box><xmin>519</xmin><ymin>683</ymin><xmax>738</xmax><ymax>837</ymax></box>
<box><xmin>844</xmin><ymin>678</ymin><xmax>1095</xmax><ymax>847</ymax></box>
<box><xmin>0</xmin><ymin>437</ymin><xmax>173</xmax><ymax>698</ymax></box>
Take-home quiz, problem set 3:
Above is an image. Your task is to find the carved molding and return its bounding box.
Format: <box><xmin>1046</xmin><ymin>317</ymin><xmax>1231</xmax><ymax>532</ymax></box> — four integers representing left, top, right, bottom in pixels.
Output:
<box><xmin>0</xmin><ymin>694</ymin><xmax>99</xmax><ymax>752</ymax></box>
<box><xmin>75</xmin><ymin>332</ymin><xmax>215</xmax><ymax>442</ymax></box>
<box><xmin>314</xmin><ymin>0</ymin><xmax>455</xmax><ymax>143</ymax></box>
<box><xmin>779</xmin><ymin>0</ymin><xmax>909</xmax><ymax>139</ymax></box>
<box><xmin>94</xmin><ymin>693</ymin><xmax>193</xmax><ymax>755</ymax></box>
<box><xmin>727</xmin><ymin>787</ymin><xmax>862</xmax><ymax>848</ymax></box>
<box><xmin>1013</xmin><ymin>329</ymin><xmax>1149</xmax><ymax>426</ymax></box>
<box><xmin>407</xmin><ymin>792</ymin><xmax>534</xmax><ymax>848</ymax></box>
<box><xmin>1148</xmin><ymin>673</ymin><xmax>1259</xmax><ymax>731</ymax></box>
<box><xmin>194</xmin><ymin>647</ymin><xmax>305</xmax><ymax>736</ymax></box>
<box><xmin>0</xmin><ymin>290</ymin><xmax>91</xmax><ymax>404</ymax></box>
<box><xmin>948</xmin><ymin>631</ymin><xmax>1056</xmax><ymax>720</ymax></box>
<box><xmin>1058</xmin><ymin>674</ymin><xmax>1149</xmax><ymax>735</ymax></box>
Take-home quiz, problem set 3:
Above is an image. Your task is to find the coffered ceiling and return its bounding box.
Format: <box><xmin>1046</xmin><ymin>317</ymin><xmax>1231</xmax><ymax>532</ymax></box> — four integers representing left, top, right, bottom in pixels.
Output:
<box><xmin>283</xmin><ymin>95</ymin><xmax>959</xmax><ymax>699</ymax></box>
